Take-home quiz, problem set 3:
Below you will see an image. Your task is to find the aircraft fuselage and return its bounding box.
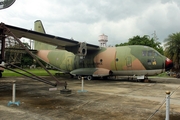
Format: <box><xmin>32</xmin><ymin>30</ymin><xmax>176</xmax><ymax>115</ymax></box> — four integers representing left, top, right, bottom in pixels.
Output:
<box><xmin>37</xmin><ymin>45</ymin><xmax>169</xmax><ymax>78</ymax></box>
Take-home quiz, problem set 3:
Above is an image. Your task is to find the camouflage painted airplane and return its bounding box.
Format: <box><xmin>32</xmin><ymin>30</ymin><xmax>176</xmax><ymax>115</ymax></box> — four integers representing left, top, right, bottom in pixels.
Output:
<box><xmin>3</xmin><ymin>20</ymin><xmax>173</xmax><ymax>80</ymax></box>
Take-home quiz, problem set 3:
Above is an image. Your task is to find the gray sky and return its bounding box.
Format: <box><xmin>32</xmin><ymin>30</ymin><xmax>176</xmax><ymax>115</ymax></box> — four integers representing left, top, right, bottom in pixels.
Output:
<box><xmin>0</xmin><ymin>0</ymin><xmax>180</xmax><ymax>46</ymax></box>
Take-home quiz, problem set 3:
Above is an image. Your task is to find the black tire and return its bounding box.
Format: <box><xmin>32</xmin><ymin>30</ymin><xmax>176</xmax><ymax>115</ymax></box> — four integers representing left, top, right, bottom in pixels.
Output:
<box><xmin>77</xmin><ymin>75</ymin><xmax>82</xmax><ymax>80</ymax></box>
<box><xmin>87</xmin><ymin>76</ymin><xmax>93</xmax><ymax>80</ymax></box>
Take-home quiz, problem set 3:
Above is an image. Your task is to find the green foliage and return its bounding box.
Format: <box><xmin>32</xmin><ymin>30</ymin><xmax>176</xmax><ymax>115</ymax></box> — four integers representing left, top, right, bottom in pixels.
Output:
<box><xmin>156</xmin><ymin>72</ymin><xmax>169</xmax><ymax>77</ymax></box>
<box><xmin>164</xmin><ymin>32</ymin><xmax>180</xmax><ymax>70</ymax></box>
<box><xmin>21</xmin><ymin>42</ymin><xmax>33</xmax><ymax>67</ymax></box>
<box><xmin>115</xmin><ymin>35</ymin><xmax>164</xmax><ymax>55</ymax></box>
<box><xmin>21</xmin><ymin>53</ymin><xmax>33</xmax><ymax>67</ymax></box>
<box><xmin>34</xmin><ymin>58</ymin><xmax>47</xmax><ymax>67</ymax></box>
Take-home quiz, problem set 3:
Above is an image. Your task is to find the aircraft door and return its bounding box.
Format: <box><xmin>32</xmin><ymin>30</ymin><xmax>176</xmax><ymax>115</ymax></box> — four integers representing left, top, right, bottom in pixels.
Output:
<box><xmin>126</xmin><ymin>56</ymin><xmax>132</xmax><ymax>70</ymax></box>
<box><xmin>115</xmin><ymin>49</ymin><xmax>132</xmax><ymax>70</ymax></box>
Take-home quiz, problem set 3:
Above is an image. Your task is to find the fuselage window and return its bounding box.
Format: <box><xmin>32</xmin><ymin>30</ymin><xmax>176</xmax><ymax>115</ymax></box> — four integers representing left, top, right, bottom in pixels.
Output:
<box><xmin>116</xmin><ymin>58</ymin><xmax>118</xmax><ymax>62</ymax></box>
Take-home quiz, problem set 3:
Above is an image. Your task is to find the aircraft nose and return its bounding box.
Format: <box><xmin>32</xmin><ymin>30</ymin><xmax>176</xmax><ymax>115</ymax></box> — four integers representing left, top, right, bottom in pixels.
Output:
<box><xmin>165</xmin><ymin>58</ymin><xmax>173</xmax><ymax>71</ymax></box>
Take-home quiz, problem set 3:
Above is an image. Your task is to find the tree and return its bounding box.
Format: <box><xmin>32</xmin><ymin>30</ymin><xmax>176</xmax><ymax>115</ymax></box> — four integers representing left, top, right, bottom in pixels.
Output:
<box><xmin>21</xmin><ymin>53</ymin><xmax>33</xmax><ymax>68</ymax></box>
<box><xmin>115</xmin><ymin>35</ymin><xmax>164</xmax><ymax>55</ymax></box>
<box><xmin>164</xmin><ymin>32</ymin><xmax>180</xmax><ymax>70</ymax></box>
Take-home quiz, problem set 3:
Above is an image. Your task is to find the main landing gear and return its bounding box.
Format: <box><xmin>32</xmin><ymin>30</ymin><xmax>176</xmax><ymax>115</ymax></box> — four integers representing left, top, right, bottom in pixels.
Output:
<box><xmin>128</xmin><ymin>75</ymin><xmax>151</xmax><ymax>82</ymax></box>
<box><xmin>77</xmin><ymin>75</ymin><xmax>93</xmax><ymax>80</ymax></box>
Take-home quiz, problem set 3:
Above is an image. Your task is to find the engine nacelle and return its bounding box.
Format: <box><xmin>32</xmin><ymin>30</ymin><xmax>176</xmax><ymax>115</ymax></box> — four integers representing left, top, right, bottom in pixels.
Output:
<box><xmin>78</xmin><ymin>42</ymin><xmax>87</xmax><ymax>56</ymax></box>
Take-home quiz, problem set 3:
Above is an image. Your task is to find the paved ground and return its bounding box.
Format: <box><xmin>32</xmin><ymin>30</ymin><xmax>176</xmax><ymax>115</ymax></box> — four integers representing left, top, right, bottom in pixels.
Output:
<box><xmin>0</xmin><ymin>76</ymin><xmax>180</xmax><ymax>120</ymax></box>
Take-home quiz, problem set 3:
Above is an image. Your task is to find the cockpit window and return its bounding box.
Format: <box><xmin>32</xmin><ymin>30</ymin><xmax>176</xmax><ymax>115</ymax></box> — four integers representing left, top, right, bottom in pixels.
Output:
<box><xmin>142</xmin><ymin>50</ymin><xmax>160</xmax><ymax>56</ymax></box>
<box><xmin>154</xmin><ymin>52</ymin><xmax>159</xmax><ymax>56</ymax></box>
<box><xmin>148</xmin><ymin>50</ymin><xmax>152</xmax><ymax>56</ymax></box>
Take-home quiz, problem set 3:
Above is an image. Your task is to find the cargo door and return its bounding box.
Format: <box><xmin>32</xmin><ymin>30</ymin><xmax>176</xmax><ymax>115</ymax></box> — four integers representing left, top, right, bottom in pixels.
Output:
<box><xmin>126</xmin><ymin>56</ymin><xmax>132</xmax><ymax>70</ymax></box>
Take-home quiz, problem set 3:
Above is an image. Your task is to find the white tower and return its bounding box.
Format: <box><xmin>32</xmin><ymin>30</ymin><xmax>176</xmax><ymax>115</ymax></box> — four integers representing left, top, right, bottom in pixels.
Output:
<box><xmin>98</xmin><ymin>34</ymin><xmax>108</xmax><ymax>47</ymax></box>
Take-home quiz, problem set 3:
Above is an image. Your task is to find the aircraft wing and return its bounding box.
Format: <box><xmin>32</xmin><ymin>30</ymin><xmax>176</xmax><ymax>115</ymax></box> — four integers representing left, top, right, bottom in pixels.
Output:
<box><xmin>2</xmin><ymin>23</ymin><xmax>100</xmax><ymax>54</ymax></box>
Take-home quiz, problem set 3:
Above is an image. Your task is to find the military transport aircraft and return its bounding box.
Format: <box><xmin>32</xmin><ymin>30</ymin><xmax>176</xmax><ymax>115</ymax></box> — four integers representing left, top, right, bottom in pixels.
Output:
<box><xmin>2</xmin><ymin>20</ymin><xmax>173</xmax><ymax>80</ymax></box>
<box><xmin>0</xmin><ymin>0</ymin><xmax>16</xmax><ymax>10</ymax></box>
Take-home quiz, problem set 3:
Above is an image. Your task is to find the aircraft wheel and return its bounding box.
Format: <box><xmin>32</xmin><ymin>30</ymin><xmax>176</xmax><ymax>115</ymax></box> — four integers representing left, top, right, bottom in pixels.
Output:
<box><xmin>77</xmin><ymin>75</ymin><xmax>82</xmax><ymax>80</ymax></box>
<box><xmin>87</xmin><ymin>76</ymin><xmax>93</xmax><ymax>80</ymax></box>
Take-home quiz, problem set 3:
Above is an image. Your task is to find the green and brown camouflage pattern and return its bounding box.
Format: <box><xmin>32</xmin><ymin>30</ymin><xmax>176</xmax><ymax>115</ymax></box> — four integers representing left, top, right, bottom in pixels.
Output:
<box><xmin>0</xmin><ymin>21</ymin><xmax>171</xmax><ymax>79</ymax></box>
<box><xmin>34</xmin><ymin>20</ymin><xmax>167</xmax><ymax>77</ymax></box>
<box><xmin>36</xmin><ymin>45</ymin><xmax>166</xmax><ymax>77</ymax></box>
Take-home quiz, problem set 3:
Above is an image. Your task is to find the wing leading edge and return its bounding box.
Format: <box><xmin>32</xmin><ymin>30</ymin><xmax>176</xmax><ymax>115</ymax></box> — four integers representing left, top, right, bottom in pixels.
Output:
<box><xmin>2</xmin><ymin>23</ymin><xmax>100</xmax><ymax>53</ymax></box>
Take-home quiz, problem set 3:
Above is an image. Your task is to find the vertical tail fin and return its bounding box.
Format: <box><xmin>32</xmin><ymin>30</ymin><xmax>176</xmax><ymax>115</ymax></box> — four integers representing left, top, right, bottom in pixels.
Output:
<box><xmin>34</xmin><ymin>20</ymin><xmax>46</xmax><ymax>33</ymax></box>
<box><xmin>34</xmin><ymin>20</ymin><xmax>56</xmax><ymax>50</ymax></box>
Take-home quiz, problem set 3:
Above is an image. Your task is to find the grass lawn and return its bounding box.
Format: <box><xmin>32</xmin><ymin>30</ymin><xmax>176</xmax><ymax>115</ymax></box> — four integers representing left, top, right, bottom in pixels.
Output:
<box><xmin>156</xmin><ymin>72</ymin><xmax>169</xmax><ymax>77</ymax></box>
<box><xmin>2</xmin><ymin>68</ymin><xmax>59</xmax><ymax>77</ymax></box>
<box><xmin>2</xmin><ymin>68</ymin><xmax>171</xmax><ymax>78</ymax></box>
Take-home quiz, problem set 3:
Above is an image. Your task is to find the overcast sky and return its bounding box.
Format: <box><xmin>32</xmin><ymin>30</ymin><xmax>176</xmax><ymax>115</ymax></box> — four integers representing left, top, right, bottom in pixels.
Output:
<box><xmin>0</xmin><ymin>0</ymin><xmax>180</xmax><ymax>46</ymax></box>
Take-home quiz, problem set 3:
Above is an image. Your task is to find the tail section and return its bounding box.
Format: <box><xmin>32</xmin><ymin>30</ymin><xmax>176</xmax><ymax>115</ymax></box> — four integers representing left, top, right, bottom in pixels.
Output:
<box><xmin>34</xmin><ymin>20</ymin><xmax>56</xmax><ymax>50</ymax></box>
<box><xmin>34</xmin><ymin>20</ymin><xmax>46</xmax><ymax>33</ymax></box>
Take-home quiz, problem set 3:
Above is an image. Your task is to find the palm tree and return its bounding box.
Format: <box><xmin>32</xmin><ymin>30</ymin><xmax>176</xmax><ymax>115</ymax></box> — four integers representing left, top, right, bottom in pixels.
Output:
<box><xmin>164</xmin><ymin>32</ymin><xmax>180</xmax><ymax>70</ymax></box>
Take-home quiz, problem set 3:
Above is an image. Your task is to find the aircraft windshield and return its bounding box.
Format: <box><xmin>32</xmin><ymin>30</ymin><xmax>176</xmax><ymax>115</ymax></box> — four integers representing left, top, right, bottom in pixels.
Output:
<box><xmin>142</xmin><ymin>50</ymin><xmax>160</xmax><ymax>56</ymax></box>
